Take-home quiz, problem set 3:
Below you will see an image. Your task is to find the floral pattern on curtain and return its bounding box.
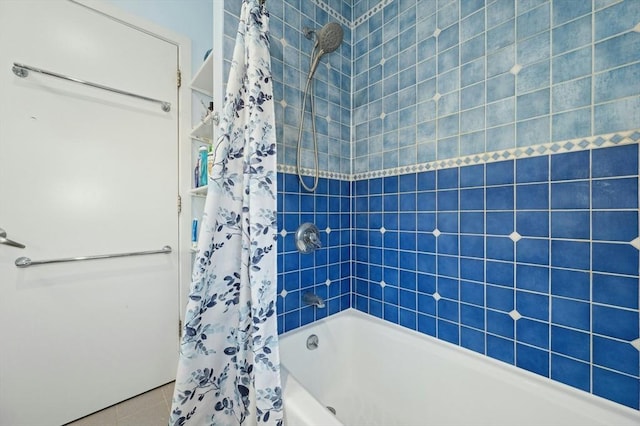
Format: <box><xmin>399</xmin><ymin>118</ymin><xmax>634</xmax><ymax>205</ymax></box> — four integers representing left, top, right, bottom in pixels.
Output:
<box><xmin>170</xmin><ymin>1</ymin><xmax>282</xmax><ymax>424</ymax></box>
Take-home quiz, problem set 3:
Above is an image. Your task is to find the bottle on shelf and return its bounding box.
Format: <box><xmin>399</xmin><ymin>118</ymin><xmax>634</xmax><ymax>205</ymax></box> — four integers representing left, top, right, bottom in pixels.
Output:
<box><xmin>194</xmin><ymin>156</ymin><xmax>200</xmax><ymax>188</ymax></box>
<box><xmin>191</xmin><ymin>218</ymin><xmax>198</xmax><ymax>250</ymax></box>
<box><xmin>207</xmin><ymin>145</ymin><xmax>214</xmax><ymax>179</ymax></box>
<box><xmin>199</xmin><ymin>146</ymin><xmax>208</xmax><ymax>187</ymax></box>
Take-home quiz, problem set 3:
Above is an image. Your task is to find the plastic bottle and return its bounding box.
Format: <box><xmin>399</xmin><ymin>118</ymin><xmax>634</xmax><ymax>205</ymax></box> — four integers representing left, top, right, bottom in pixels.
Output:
<box><xmin>191</xmin><ymin>218</ymin><xmax>198</xmax><ymax>249</ymax></box>
<box><xmin>199</xmin><ymin>146</ymin><xmax>208</xmax><ymax>187</ymax></box>
<box><xmin>194</xmin><ymin>157</ymin><xmax>200</xmax><ymax>188</ymax></box>
<box><xmin>207</xmin><ymin>145</ymin><xmax>214</xmax><ymax>179</ymax></box>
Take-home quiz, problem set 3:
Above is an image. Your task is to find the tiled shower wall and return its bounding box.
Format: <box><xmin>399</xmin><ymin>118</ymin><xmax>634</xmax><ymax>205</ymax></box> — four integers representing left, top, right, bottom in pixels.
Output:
<box><xmin>220</xmin><ymin>0</ymin><xmax>640</xmax><ymax>411</ymax></box>
<box><xmin>350</xmin><ymin>0</ymin><xmax>640</xmax><ymax>411</ymax></box>
<box><xmin>353</xmin><ymin>143</ymin><xmax>640</xmax><ymax>409</ymax></box>
<box><xmin>352</xmin><ymin>0</ymin><xmax>640</xmax><ymax>174</ymax></box>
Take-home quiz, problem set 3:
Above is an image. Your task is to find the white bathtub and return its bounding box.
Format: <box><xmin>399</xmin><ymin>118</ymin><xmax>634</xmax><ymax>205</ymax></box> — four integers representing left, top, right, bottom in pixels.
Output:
<box><xmin>280</xmin><ymin>310</ymin><xmax>640</xmax><ymax>426</ymax></box>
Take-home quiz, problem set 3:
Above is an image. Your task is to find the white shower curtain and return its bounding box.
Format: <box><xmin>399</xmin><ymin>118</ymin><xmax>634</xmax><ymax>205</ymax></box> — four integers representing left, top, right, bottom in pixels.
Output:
<box><xmin>170</xmin><ymin>1</ymin><xmax>282</xmax><ymax>424</ymax></box>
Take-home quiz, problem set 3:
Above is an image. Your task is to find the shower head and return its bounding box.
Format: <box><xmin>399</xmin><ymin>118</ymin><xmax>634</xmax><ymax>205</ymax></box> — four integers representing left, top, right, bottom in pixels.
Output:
<box><xmin>304</xmin><ymin>21</ymin><xmax>344</xmax><ymax>80</ymax></box>
<box><xmin>315</xmin><ymin>22</ymin><xmax>343</xmax><ymax>54</ymax></box>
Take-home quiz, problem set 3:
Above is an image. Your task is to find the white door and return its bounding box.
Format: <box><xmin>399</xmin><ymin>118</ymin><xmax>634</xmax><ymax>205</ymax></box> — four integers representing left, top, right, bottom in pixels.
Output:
<box><xmin>0</xmin><ymin>1</ymin><xmax>180</xmax><ymax>424</ymax></box>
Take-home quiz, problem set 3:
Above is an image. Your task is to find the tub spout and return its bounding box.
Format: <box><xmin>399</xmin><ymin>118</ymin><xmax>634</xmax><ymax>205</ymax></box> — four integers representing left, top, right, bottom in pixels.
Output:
<box><xmin>303</xmin><ymin>292</ymin><xmax>325</xmax><ymax>308</ymax></box>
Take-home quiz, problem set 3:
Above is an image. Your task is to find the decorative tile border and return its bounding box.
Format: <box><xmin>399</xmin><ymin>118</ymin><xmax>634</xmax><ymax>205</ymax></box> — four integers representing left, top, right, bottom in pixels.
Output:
<box><xmin>351</xmin><ymin>130</ymin><xmax>640</xmax><ymax>181</ymax></box>
<box><xmin>352</xmin><ymin>0</ymin><xmax>391</xmax><ymax>28</ymax></box>
<box><xmin>278</xmin><ymin>130</ymin><xmax>640</xmax><ymax>181</ymax></box>
<box><xmin>276</xmin><ymin>163</ymin><xmax>351</xmax><ymax>181</ymax></box>
<box><xmin>311</xmin><ymin>0</ymin><xmax>390</xmax><ymax>29</ymax></box>
<box><xmin>311</xmin><ymin>0</ymin><xmax>351</xmax><ymax>28</ymax></box>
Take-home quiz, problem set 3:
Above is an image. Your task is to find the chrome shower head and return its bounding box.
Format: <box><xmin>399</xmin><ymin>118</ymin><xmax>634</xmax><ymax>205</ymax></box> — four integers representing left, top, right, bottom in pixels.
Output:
<box><xmin>316</xmin><ymin>22</ymin><xmax>343</xmax><ymax>54</ymax></box>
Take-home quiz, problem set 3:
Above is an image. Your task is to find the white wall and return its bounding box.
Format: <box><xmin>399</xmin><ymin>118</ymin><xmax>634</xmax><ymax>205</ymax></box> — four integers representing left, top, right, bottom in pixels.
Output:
<box><xmin>105</xmin><ymin>0</ymin><xmax>213</xmax><ymax>74</ymax></box>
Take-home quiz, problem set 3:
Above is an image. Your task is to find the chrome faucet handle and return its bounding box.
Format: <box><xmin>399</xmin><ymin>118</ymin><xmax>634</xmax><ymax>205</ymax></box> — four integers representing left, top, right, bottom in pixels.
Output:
<box><xmin>296</xmin><ymin>222</ymin><xmax>321</xmax><ymax>254</ymax></box>
<box><xmin>307</xmin><ymin>231</ymin><xmax>321</xmax><ymax>249</ymax></box>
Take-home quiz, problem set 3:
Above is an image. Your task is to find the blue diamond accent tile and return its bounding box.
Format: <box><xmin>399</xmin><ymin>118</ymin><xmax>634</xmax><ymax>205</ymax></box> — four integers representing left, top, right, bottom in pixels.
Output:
<box><xmin>551</xmin><ymin>143</ymin><xmax>562</xmax><ymax>152</ymax></box>
<box><xmin>611</xmin><ymin>134</ymin><xmax>624</xmax><ymax>143</ymax></box>
<box><xmin>630</xmin><ymin>131</ymin><xmax>640</xmax><ymax>141</ymax></box>
<box><xmin>564</xmin><ymin>142</ymin><xmax>575</xmax><ymax>150</ymax></box>
<box><xmin>578</xmin><ymin>139</ymin><xmax>589</xmax><ymax>148</ymax></box>
<box><xmin>594</xmin><ymin>137</ymin><xmax>606</xmax><ymax>146</ymax></box>
<box><xmin>525</xmin><ymin>147</ymin><xmax>535</xmax><ymax>155</ymax></box>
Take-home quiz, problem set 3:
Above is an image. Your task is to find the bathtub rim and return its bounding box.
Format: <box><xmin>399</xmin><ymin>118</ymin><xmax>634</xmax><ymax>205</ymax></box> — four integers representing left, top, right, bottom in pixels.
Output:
<box><xmin>279</xmin><ymin>308</ymin><xmax>640</xmax><ymax>422</ymax></box>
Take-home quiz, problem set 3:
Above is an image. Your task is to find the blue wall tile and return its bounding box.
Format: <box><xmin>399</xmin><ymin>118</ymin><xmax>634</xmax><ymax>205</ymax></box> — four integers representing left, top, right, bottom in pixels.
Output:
<box><xmin>516</xmin><ymin>183</ymin><xmax>549</xmax><ymax>209</ymax></box>
<box><xmin>551</xmin><ymin>151</ymin><xmax>590</xmax><ymax>181</ymax></box>
<box><xmin>517</xmin><ymin>211</ymin><xmax>549</xmax><ymax>237</ymax></box>
<box><xmin>593</xmin><ymin>211</ymin><xmax>638</xmax><ymax>242</ymax></box>
<box><xmin>551</xmin><ymin>181</ymin><xmax>590</xmax><ymax>209</ymax></box>
<box><xmin>516</xmin><ymin>264</ymin><xmax>549</xmax><ymax>293</ymax></box>
<box><xmin>552</xmin><ymin>297</ymin><xmax>590</xmax><ymax>331</ymax></box>
<box><xmin>551</xmin><ymin>240</ymin><xmax>590</xmax><ymax>270</ymax></box>
<box><xmin>551</xmin><ymin>354</ymin><xmax>590</xmax><ymax>392</ymax></box>
<box><xmin>593</xmin><ymin>273</ymin><xmax>639</xmax><ymax>310</ymax></box>
<box><xmin>551</xmin><ymin>108</ymin><xmax>591</xmax><ymax>141</ymax></box>
<box><xmin>487</xmin><ymin>334</ymin><xmax>515</xmax><ymax>364</ymax></box>
<box><xmin>551</xmin><ymin>211</ymin><xmax>590</xmax><ymax>239</ymax></box>
<box><xmin>517</xmin><ymin>343</ymin><xmax>549</xmax><ymax>377</ymax></box>
<box><xmin>517</xmin><ymin>31</ymin><xmax>550</xmax><ymax>65</ymax></box>
<box><xmin>593</xmin><ymin>367</ymin><xmax>640</xmax><ymax>409</ymax></box>
<box><xmin>592</xmin><ymin>178</ymin><xmax>638</xmax><ymax>209</ymax></box>
<box><xmin>552</xmin><ymin>15</ymin><xmax>592</xmax><ymax>55</ymax></box>
<box><xmin>551</xmin><ymin>326</ymin><xmax>590</xmax><ymax>362</ymax></box>
<box><xmin>552</xmin><ymin>46</ymin><xmax>592</xmax><ymax>84</ymax></box>
<box><xmin>552</xmin><ymin>0</ymin><xmax>591</xmax><ymax>25</ymax></box>
<box><xmin>487</xmin><ymin>309</ymin><xmax>515</xmax><ymax>339</ymax></box>
<box><xmin>593</xmin><ymin>335</ymin><xmax>639</xmax><ymax>377</ymax></box>
<box><xmin>594</xmin><ymin>62</ymin><xmax>640</xmax><ymax>104</ymax></box>
<box><xmin>594</xmin><ymin>96</ymin><xmax>640</xmax><ymax>135</ymax></box>
<box><xmin>592</xmin><ymin>144</ymin><xmax>638</xmax><ymax>178</ymax></box>
<box><xmin>516</xmin><ymin>156</ymin><xmax>549</xmax><ymax>183</ymax></box>
<box><xmin>516</xmin><ymin>238</ymin><xmax>550</xmax><ymax>265</ymax></box>
<box><xmin>593</xmin><ymin>305</ymin><xmax>639</xmax><ymax>341</ymax></box>
<box><xmin>487</xmin><ymin>160</ymin><xmax>515</xmax><ymax>185</ymax></box>
<box><xmin>595</xmin><ymin>0</ymin><xmax>640</xmax><ymax>41</ymax></box>
<box><xmin>595</xmin><ymin>32</ymin><xmax>640</xmax><ymax>72</ymax></box>
<box><xmin>517</xmin><ymin>318</ymin><xmax>549</xmax><ymax>349</ymax></box>
<box><xmin>517</xmin><ymin>292</ymin><xmax>549</xmax><ymax>322</ymax></box>
<box><xmin>553</xmin><ymin>77</ymin><xmax>591</xmax><ymax>113</ymax></box>
<box><xmin>517</xmin><ymin>3</ymin><xmax>550</xmax><ymax>40</ymax></box>
<box><xmin>460</xmin><ymin>303</ymin><xmax>484</xmax><ymax>332</ymax></box>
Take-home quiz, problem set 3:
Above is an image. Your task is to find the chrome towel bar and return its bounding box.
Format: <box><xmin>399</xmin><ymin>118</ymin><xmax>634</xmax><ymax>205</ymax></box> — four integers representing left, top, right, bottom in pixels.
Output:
<box><xmin>12</xmin><ymin>62</ymin><xmax>172</xmax><ymax>112</ymax></box>
<box><xmin>15</xmin><ymin>245</ymin><xmax>172</xmax><ymax>268</ymax></box>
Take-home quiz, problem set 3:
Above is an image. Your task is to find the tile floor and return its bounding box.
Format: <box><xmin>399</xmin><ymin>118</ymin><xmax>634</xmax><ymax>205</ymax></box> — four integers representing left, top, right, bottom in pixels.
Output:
<box><xmin>65</xmin><ymin>382</ymin><xmax>174</xmax><ymax>426</ymax></box>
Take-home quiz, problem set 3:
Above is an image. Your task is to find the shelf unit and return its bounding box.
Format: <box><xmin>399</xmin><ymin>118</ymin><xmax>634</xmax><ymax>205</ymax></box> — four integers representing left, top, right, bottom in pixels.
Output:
<box><xmin>189</xmin><ymin>185</ymin><xmax>208</xmax><ymax>196</ymax></box>
<box><xmin>190</xmin><ymin>113</ymin><xmax>215</xmax><ymax>141</ymax></box>
<box><xmin>189</xmin><ymin>52</ymin><xmax>214</xmax><ymax>251</ymax></box>
<box><xmin>191</xmin><ymin>53</ymin><xmax>213</xmax><ymax>96</ymax></box>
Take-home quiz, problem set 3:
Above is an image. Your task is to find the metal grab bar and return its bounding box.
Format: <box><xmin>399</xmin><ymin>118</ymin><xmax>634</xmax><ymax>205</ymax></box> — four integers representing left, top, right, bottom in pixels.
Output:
<box><xmin>12</xmin><ymin>62</ymin><xmax>172</xmax><ymax>112</ymax></box>
<box><xmin>15</xmin><ymin>245</ymin><xmax>172</xmax><ymax>268</ymax></box>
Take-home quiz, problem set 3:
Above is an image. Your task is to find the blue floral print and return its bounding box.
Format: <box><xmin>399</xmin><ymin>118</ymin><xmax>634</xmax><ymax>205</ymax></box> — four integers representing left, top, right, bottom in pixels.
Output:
<box><xmin>170</xmin><ymin>1</ymin><xmax>282</xmax><ymax>424</ymax></box>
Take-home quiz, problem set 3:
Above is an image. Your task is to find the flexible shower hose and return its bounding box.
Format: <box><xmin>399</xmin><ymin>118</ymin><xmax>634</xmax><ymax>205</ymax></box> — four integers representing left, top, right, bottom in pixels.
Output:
<box><xmin>296</xmin><ymin>46</ymin><xmax>323</xmax><ymax>192</ymax></box>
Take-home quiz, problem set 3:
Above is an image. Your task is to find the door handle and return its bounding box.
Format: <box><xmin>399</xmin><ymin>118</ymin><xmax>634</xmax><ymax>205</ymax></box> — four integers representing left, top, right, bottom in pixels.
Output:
<box><xmin>0</xmin><ymin>228</ymin><xmax>26</xmax><ymax>249</ymax></box>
